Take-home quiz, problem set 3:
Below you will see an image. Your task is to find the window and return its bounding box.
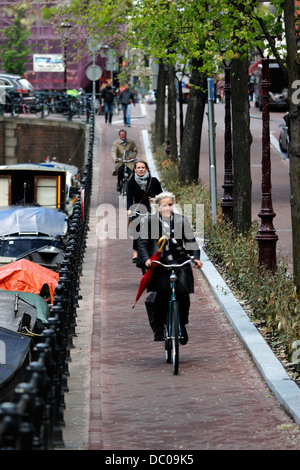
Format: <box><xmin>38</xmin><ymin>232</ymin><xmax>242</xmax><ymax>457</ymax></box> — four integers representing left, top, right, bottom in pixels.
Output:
<box><xmin>0</xmin><ymin>176</ymin><xmax>10</xmax><ymax>206</ymax></box>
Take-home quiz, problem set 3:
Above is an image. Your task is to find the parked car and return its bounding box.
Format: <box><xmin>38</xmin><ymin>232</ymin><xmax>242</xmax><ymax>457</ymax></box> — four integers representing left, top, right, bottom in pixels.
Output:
<box><xmin>254</xmin><ymin>61</ymin><xmax>289</xmax><ymax>111</ymax></box>
<box><xmin>145</xmin><ymin>90</ymin><xmax>156</xmax><ymax>104</ymax></box>
<box><xmin>0</xmin><ymin>73</ymin><xmax>34</xmax><ymax>111</ymax></box>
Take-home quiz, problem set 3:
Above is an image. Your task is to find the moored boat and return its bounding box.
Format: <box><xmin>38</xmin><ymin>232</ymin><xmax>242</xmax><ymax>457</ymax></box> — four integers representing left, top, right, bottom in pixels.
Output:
<box><xmin>0</xmin><ymin>206</ymin><xmax>68</xmax><ymax>268</ymax></box>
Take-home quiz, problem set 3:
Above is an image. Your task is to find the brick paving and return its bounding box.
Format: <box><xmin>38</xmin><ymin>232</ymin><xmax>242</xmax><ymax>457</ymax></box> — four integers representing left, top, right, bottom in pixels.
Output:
<box><xmin>62</xmin><ymin>104</ymin><xmax>300</xmax><ymax>450</ymax></box>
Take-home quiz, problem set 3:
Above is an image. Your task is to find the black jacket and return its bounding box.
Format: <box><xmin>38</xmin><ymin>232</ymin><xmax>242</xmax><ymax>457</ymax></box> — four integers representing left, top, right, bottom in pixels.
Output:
<box><xmin>137</xmin><ymin>212</ymin><xmax>200</xmax><ymax>293</ymax></box>
<box><xmin>127</xmin><ymin>176</ymin><xmax>162</xmax><ymax>213</ymax></box>
<box><xmin>119</xmin><ymin>89</ymin><xmax>135</xmax><ymax>106</ymax></box>
<box><xmin>101</xmin><ymin>86</ymin><xmax>115</xmax><ymax>103</ymax></box>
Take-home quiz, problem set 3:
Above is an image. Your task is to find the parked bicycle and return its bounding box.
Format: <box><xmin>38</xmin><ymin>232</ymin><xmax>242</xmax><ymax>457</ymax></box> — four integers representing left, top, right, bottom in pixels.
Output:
<box><xmin>12</xmin><ymin>94</ymin><xmax>50</xmax><ymax>118</ymax></box>
<box><xmin>47</xmin><ymin>90</ymin><xmax>90</xmax><ymax>122</ymax></box>
<box><xmin>152</xmin><ymin>257</ymin><xmax>195</xmax><ymax>375</ymax></box>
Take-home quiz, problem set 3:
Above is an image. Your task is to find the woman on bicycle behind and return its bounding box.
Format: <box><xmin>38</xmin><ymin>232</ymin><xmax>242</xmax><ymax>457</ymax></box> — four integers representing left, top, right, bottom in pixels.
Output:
<box><xmin>126</xmin><ymin>160</ymin><xmax>162</xmax><ymax>263</ymax></box>
<box><xmin>137</xmin><ymin>191</ymin><xmax>203</xmax><ymax>343</ymax></box>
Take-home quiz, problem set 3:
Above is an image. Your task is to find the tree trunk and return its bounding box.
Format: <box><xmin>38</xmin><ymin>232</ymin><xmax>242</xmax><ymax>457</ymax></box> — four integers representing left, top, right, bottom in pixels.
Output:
<box><xmin>179</xmin><ymin>59</ymin><xmax>206</xmax><ymax>183</ymax></box>
<box><xmin>231</xmin><ymin>58</ymin><xmax>252</xmax><ymax>234</ymax></box>
<box><xmin>167</xmin><ymin>64</ymin><xmax>178</xmax><ymax>161</ymax></box>
<box><xmin>154</xmin><ymin>60</ymin><xmax>166</xmax><ymax>148</ymax></box>
<box><xmin>283</xmin><ymin>0</ymin><xmax>300</xmax><ymax>290</ymax></box>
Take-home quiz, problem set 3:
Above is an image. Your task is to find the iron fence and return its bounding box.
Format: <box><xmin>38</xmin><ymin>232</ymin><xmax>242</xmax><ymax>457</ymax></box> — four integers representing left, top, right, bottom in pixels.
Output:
<box><xmin>0</xmin><ymin>107</ymin><xmax>95</xmax><ymax>450</ymax></box>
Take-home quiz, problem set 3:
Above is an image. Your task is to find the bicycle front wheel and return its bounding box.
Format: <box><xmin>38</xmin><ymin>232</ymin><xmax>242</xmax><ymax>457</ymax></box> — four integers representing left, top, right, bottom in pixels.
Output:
<box><xmin>164</xmin><ymin>325</ymin><xmax>172</xmax><ymax>363</ymax></box>
<box><xmin>171</xmin><ymin>301</ymin><xmax>179</xmax><ymax>375</ymax></box>
<box><xmin>120</xmin><ymin>177</ymin><xmax>128</xmax><ymax>207</ymax></box>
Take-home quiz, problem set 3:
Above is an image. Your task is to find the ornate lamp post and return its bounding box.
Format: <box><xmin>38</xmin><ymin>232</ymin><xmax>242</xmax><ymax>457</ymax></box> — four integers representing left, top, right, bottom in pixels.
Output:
<box><xmin>256</xmin><ymin>57</ymin><xmax>278</xmax><ymax>271</ymax></box>
<box><xmin>221</xmin><ymin>64</ymin><xmax>234</xmax><ymax>221</ymax></box>
<box><xmin>60</xmin><ymin>22</ymin><xmax>72</xmax><ymax>90</ymax></box>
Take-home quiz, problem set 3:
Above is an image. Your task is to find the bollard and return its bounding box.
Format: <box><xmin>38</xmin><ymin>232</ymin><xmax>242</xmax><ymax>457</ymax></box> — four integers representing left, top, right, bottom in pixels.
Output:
<box><xmin>40</xmin><ymin>330</ymin><xmax>64</xmax><ymax>448</ymax></box>
<box><xmin>0</xmin><ymin>402</ymin><xmax>21</xmax><ymax>449</ymax></box>
<box><xmin>14</xmin><ymin>383</ymin><xmax>36</xmax><ymax>450</ymax></box>
<box><xmin>26</xmin><ymin>361</ymin><xmax>52</xmax><ymax>449</ymax></box>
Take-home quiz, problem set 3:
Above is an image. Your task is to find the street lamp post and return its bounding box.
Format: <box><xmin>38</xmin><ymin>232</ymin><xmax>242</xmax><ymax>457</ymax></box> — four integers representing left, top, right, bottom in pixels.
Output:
<box><xmin>60</xmin><ymin>23</ymin><xmax>72</xmax><ymax>90</ymax></box>
<box><xmin>221</xmin><ymin>65</ymin><xmax>234</xmax><ymax>222</ymax></box>
<box><xmin>256</xmin><ymin>57</ymin><xmax>278</xmax><ymax>272</ymax></box>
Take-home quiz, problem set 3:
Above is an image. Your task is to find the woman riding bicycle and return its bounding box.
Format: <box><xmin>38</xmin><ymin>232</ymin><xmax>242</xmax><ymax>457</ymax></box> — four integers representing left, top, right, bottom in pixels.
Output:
<box><xmin>137</xmin><ymin>191</ymin><xmax>202</xmax><ymax>343</ymax></box>
<box><xmin>126</xmin><ymin>160</ymin><xmax>162</xmax><ymax>262</ymax></box>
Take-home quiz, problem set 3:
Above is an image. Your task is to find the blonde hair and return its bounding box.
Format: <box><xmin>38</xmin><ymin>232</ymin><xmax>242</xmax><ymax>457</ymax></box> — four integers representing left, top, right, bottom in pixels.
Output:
<box><xmin>154</xmin><ymin>191</ymin><xmax>175</xmax><ymax>206</ymax></box>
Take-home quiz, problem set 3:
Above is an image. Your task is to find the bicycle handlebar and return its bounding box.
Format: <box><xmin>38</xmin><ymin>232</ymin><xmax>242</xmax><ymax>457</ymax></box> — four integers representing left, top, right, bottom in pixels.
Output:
<box><xmin>115</xmin><ymin>157</ymin><xmax>136</xmax><ymax>163</ymax></box>
<box><xmin>151</xmin><ymin>258</ymin><xmax>194</xmax><ymax>269</ymax></box>
<box><xmin>127</xmin><ymin>210</ymin><xmax>149</xmax><ymax>217</ymax></box>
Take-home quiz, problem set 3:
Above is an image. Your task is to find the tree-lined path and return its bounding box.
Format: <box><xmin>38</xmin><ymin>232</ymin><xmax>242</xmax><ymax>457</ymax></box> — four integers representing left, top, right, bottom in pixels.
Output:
<box><xmin>61</xmin><ymin>103</ymin><xmax>300</xmax><ymax>451</ymax></box>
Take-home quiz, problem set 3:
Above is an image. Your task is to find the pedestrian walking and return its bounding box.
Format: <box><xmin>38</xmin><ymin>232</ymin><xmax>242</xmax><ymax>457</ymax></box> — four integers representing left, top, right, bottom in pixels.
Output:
<box><xmin>119</xmin><ymin>84</ymin><xmax>135</xmax><ymax>127</ymax></box>
<box><xmin>101</xmin><ymin>79</ymin><xmax>115</xmax><ymax>124</ymax></box>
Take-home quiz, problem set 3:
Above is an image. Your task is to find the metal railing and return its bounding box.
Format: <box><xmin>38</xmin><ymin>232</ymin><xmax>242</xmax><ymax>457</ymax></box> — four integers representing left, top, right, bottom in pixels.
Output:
<box><xmin>0</xmin><ymin>90</ymin><xmax>94</xmax><ymax>123</ymax></box>
<box><xmin>0</xmin><ymin>106</ymin><xmax>95</xmax><ymax>450</ymax></box>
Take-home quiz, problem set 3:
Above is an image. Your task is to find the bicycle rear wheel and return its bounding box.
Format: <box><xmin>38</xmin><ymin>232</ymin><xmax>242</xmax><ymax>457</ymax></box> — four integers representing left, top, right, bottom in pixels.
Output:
<box><xmin>35</xmin><ymin>104</ymin><xmax>50</xmax><ymax>118</ymax></box>
<box><xmin>78</xmin><ymin>104</ymin><xmax>87</xmax><ymax>122</ymax></box>
<box><xmin>12</xmin><ymin>104</ymin><xmax>21</xmax><ymax>117</ymax></box>
<box><xmin>171</xmin><ymin>301</ymin><xmax>179</xmax><ymax>375</ymax></box>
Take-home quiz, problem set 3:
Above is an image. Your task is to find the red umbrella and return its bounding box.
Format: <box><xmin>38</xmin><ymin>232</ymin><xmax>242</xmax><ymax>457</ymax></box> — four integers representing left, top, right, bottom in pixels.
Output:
<box><xmin>132</xmin><ymin>236</ymin><xmax>167</xmax><ymax>308</ymax></box>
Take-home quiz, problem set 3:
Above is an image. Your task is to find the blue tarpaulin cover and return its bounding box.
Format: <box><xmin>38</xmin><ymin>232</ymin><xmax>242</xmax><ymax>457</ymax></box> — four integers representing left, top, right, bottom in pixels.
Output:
<box><xmin>0</xmin><ymin>207</ymin><xmax>67</xmax><ymax>237</ymax></box>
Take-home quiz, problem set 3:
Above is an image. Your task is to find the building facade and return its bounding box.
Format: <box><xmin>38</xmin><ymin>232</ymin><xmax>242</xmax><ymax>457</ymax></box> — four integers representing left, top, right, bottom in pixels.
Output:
<box><xmin>0</xmin><ymin>0</ymin><xmax>119</xmax><ymax>92</ymax></box>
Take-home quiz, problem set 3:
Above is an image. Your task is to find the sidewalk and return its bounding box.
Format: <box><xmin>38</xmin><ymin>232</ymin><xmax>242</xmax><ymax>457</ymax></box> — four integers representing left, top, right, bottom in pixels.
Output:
<box><xmin>61</xmin><ymin>103</ymin><xmax>300</xmax><ymax>450</ymax></box>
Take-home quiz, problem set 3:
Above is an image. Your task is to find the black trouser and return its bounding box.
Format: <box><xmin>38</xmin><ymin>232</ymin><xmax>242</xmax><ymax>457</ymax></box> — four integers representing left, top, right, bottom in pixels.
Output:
<box><xmin>153</xmin><ymin>291</ymin><xmax>190</xmax><ymax>331</ymax></box>
<box><xmin>148</xmin><ymin>270</ymin><xmax>190</xmax><ymax>333</ymax></box>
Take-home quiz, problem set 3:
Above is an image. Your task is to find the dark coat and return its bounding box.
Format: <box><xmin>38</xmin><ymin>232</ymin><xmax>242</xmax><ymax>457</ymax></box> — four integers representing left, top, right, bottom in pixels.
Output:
<box><xmin>101</xmin><ymin>86</ymin><xmax>115</xmax><ymax>103</ymax></box>
<box><xmin>127</xmin><ymin>176</ymin><xmax>162</xmax><ymax>213</ymax></box>
<box><xmin>119</xmin><ymin>89</ymin><xmax>135</xmax><ymax>106</ymax></box>
<box><xmin>137</xmin><ymin>212</ymin><xmax>200</xmax><ymax>294</ymax></box>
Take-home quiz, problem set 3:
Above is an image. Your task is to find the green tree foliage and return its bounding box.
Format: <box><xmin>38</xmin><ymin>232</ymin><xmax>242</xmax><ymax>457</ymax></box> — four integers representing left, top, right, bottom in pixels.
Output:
<box><xmin>39</xmin><ymin>0</ymin><xmax>300</xmax><ymax>291</ymax></box>
<box><xmin>1</xmin><ymin>7</ymin><xmax>31</xmax><ymax>75</ymax></box>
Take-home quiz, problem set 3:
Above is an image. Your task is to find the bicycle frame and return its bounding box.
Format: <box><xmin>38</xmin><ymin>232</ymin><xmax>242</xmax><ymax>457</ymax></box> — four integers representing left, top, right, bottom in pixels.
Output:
<box><xmin>116</xmin><ymin>156</ymin><xmax>136</xmax><ymax>198</ymax></box>
<box><xmin>167</xmin><ymin>272</ymin><xmax>181</xmax><ymax>337</ymax></box>
<box><xmin>152</xmin><ymin>258</ymin><xmax>193</xmax><ymax>374</ymax></box>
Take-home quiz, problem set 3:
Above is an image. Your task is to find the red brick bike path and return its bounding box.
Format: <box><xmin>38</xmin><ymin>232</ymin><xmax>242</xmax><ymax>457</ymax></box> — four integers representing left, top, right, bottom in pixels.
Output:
<box><xmin>63</xmin><ymin>109</ymin><xmax>300</xmax><ymax>450</ymax></box>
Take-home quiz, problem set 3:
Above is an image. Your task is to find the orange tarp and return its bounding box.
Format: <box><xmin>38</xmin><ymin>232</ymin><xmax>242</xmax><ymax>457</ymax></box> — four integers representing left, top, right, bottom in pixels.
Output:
<box><xmin>0</xmin><ymin>259</ymin><xmax>59</xmax><ymax>303</ymax></box>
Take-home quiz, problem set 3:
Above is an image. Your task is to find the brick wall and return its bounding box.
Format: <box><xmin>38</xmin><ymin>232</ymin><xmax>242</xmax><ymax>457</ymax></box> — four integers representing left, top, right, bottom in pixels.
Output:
<box><xmin>0</xmin><ymin>117</ymin><xmax>87</xmax><ymax>172</ymax></box>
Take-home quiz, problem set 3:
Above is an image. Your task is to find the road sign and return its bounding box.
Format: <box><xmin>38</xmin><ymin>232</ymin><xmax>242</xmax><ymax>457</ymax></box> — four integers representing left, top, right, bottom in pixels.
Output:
<box><xmin>86</xmin><ymin>65</ymin><xmax>102</xmax><ymax>81</ymax></box>
<box><xmin>87</xmin><ymin>38</ymin><xmax>102</xmax><ymax>52</ymax></box>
